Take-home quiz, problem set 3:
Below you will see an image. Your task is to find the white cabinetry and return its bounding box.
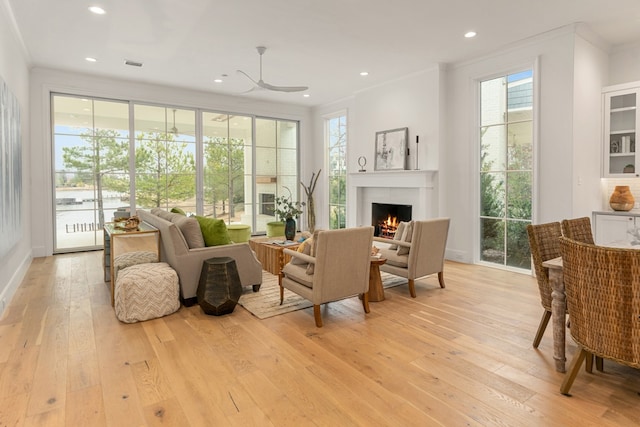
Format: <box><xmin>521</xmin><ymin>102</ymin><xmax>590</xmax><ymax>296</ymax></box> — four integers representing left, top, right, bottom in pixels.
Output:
<box><xmin>603</xmin><ymin>83</ymin><xmax>640</xmax><ymax>177</ymax></box>
<box><xmin>592</xmin><ymin>211</ymin><xmax>640</xmax><ymax>244</ymax></box>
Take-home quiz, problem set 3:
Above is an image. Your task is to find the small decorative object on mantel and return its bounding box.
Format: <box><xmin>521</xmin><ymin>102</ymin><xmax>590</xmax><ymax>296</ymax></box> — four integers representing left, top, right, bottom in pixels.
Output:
<box><xmin>374</xmin><ymin>127</ymin><xmax>408</xmax><ymax>171</ymax></box>
<box><xmin>414</xmin><ymin>135</ymin><xmax>419</xmax><ymax>170</ymax></box>
<box><xmin>358</xmin><ymin>156</ymin><xmax>367</xmax><ymax>172</ymax></box>
<box><xmin>609</xmin><ymin>185</ymin><xmax>635</xmax><ymax>211</ymax></box>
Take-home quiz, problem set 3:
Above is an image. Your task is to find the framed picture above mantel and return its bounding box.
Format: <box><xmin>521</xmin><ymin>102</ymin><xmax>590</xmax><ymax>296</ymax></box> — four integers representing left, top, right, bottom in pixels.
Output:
<box><xmin>374</xmin><ymin>127</ymin><xmax>408</xmax><ymax>171</ymax></box>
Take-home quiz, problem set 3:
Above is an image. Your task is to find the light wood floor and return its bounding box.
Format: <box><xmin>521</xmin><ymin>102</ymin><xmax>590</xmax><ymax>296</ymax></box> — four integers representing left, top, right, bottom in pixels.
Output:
<box><xmin>1</xmin><ymin>252</ymin><xmax>639</xmax><ymax>426</ymax></box>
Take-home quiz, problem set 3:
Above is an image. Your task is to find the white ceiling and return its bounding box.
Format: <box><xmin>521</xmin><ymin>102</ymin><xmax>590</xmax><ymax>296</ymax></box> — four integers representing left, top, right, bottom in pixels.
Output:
<box><xmin>6</xmin><ymin>0</ymin><xmax>640</xmax><ymax>107</ymax></box>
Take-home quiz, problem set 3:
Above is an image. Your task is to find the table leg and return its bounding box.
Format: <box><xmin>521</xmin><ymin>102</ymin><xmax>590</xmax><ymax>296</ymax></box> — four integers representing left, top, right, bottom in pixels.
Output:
<box><xmin>368</xmin><ymin>264</ymin><xmax>385</xmax><ymax>302</ymax></box>
<box><xmin>548</xmin><ymin>268</ymin><xmax>566</xmax><ymax>372</ymax></box>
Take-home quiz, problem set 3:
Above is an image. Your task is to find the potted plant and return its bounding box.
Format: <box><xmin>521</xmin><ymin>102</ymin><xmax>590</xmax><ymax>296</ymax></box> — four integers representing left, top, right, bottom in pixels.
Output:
<box><xmin>273</xmin><ymin>188</ymin><xmax>304</xmax><ymax>240</ymax></box>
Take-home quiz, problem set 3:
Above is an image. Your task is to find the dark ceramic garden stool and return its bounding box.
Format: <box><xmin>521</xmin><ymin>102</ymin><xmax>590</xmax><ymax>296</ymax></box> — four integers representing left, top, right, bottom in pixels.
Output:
<box><xmin>197</xmin><ymin>257</ymin><xmax>242</xmax><ymax>315</ymax></box>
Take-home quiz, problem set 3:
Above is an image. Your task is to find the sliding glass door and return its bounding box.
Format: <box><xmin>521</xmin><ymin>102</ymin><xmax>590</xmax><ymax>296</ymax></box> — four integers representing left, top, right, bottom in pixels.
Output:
<box><xmin>52</xmin><ymin>96</ymin><xmax>130</xmax><ymax>251</ymax></box>
<box><xmin>52</xmin><ymin>94</ymin><xmax>299</xmax><ymax>252</ymax></box>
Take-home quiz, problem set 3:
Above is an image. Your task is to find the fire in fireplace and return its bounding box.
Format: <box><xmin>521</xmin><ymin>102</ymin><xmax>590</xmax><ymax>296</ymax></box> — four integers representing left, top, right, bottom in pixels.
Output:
<box><xmin>371</xmin><ymin>203</ymin><xmax>412</xmax><ymax>237</ymax></box>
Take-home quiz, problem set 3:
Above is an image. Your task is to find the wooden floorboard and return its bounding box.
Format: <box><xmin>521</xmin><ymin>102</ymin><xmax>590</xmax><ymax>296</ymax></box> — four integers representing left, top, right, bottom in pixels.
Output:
<box><xmin>0</xmin><ymin>251</ymin><xmax>639</xmax><ymax>426</ymax></box>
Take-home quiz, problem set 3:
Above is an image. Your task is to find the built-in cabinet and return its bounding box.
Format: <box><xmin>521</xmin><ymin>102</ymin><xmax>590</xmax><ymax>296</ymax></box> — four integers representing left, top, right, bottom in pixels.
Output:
<box><xmin>592</xmin><ymin>211</ymin><xmax>640</xmax><ymax>244</ymax></box>
<box><xmin>603</xmin><ymin>83</ymin><xmax>640</xmax><ymax>177</ymax></box>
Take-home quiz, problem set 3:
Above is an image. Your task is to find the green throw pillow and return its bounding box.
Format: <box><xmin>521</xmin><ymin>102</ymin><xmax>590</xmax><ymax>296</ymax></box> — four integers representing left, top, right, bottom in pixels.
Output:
<box><xmin>195</xmin><ymin>216</ymin><xmax>231</xmax><ymax>246</ymax></box>
<box><xmin>171</xmin><ymin>207</ymin><xmax>186</xmax><ymax>215</ymax></box>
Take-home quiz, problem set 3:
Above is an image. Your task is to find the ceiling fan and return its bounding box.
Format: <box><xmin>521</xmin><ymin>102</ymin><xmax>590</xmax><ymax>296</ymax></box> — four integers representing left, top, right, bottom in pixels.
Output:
<box><xmin>237</xmin><ymin>46</ymin><xmax>308</xmax><ymax>93</ymax></box>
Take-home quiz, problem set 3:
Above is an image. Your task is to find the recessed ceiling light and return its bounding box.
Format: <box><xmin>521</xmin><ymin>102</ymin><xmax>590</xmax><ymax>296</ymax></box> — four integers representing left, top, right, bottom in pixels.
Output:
<box><xmin>464</xmin><ymin>31</ymin><xmax>477</xmax><ymax>38</ymax></box>
<box><xmin>88</xmin><ymin>6</ymin><xmax>106</xmax><ymax>15</ymax></box>
<box><xmin>303</xmin><ymin>94</ymin><xmax>310</xmax><ymax>98</ymax></box>
<box><xmin>214</xmin><ymin>79</ymin><xmax>223</xmax><ymax>83</ymax></box>
<box><xmin>85</xmin><ymin>57</ymin><xmax>97</xmax><ymax>62</ymax></box>
<box><xmin>360</xmin><ymin>71</ymin><xmax>369</xmax><ymax>76</ymax></box>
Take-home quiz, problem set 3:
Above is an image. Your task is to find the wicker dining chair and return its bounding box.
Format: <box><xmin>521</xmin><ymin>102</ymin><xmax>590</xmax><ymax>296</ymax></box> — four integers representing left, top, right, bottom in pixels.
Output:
<box><xmin>526</xmin><ymin>222</ymin><xmax>563</xmax><ymax>348</ymax></box>
<box><xmin>561</xmin><ymin>217</ymin><xmax>594</xmax><ymax>244</ymax></box>
<box><xmin>558</xmin><ymin>237</ymin><xmax>640</xmax><ymax>395</ymax></box>
<box><xmin>561</xmin><ymin>215</ymin><xmax>605</xmax><ymax>371</ymax></box>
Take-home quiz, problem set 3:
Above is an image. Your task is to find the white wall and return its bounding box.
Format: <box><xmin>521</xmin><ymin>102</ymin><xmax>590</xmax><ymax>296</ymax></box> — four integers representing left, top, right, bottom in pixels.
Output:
<box><xmin>0</xmin><ymin>1</ymin><xmax>31</xmax><ymax>318</ymax></box>
<box><xmin>609</xmin><ymin>42</ymin><xmax>640</xmax><ymax>85</ymax></box>
<box><xmin>29</xmin><ymin>68</ymin><xmax>312</xmax><ymax>256</ymax></box>
<box><xmin>310</xmin><ymin>67</ymin><xmax>443</xmax><ymax>229</ymax></box>
<box><xmin>444</xmin><ymin>26</ymin><xmax>586</xmax><ymax>263</ymax></box>
<box><xmin>572</xmin><ymin>34</ymin><xmax>610</xmax><ymax>215</ymax></box>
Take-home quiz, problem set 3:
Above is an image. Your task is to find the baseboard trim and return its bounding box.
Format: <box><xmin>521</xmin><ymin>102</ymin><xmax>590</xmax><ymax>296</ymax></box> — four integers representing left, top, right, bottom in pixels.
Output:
<box><xmin>0</xmin><ymin>250</ymin><xmax>32</xmax><ymax>319</ymax></box>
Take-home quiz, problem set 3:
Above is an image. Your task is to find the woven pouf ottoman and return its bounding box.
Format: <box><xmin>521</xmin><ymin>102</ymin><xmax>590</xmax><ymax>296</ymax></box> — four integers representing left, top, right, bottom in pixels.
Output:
<box><xmin>227</xmin><ymin>224</ymin><xmax>251</xmax><ymax>243</ymax></box>
<box><xmin>115</xmin><ymin>262</ymin><xmax>180</xmax><ymax>323</ymax></box>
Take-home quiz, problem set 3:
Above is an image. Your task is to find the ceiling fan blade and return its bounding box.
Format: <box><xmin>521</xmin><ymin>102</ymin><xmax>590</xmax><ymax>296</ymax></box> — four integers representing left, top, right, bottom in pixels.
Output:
<box><xmin>258</xmin><ymin>80</ymin><xmax>308</xmax><ymax>92</ymax></box>
<box><xmin>239</xmin><ymin>85</ymin><xmax>264</xmax><ymax>94</ymax></box>
<box><xmin>236</xmin><ymin>69</ymin><xmax>259</xmax><ymax>86</ymax></box>
<box><xmin>240</xmin><ymin>47</ymin><xmax>309</xmax><ymax>93</ymax></box>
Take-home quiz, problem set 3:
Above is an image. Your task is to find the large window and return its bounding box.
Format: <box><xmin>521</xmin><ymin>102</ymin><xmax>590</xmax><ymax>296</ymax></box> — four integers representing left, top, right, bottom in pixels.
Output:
<box><xmin>53</xmin><ymin>96</ymin><xmax>130</xmax><ymax>251</ymax></box>
<box><xmin>326</xmin><ymin>113</ymin><xmax>347</xmax><ymax>229</ymax></box>
<box><xmin>479</xmin><ymin>71</ymin><xmax>533</xmax><ymax>270</ymax></box>
<box><xmin>52</xmin><ymin>94</ymin><xmax>298</xmax><ymax>252</ymax></box>
<box><xmin>133</xmin><ymin>105</ymin><xmax>197</xmax><ymax>212</ymax></box>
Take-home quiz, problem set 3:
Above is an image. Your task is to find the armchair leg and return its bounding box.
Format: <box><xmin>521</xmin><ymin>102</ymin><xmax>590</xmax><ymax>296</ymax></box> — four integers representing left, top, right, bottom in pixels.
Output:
<box><xmin>561</xmin><ymin>348</ymin><xmax>589</xmax><ymax>396</ymax></box>
<box><xmin>408</xmin><ymin>279</ymin><xmax>417</xmax><ymax>298</ymax></box>
<box><xmin>585</xmin><ymin>353</ymin><xmax>593</xmax><ymax>373</ymax></box>
<box><xmin>596</xmin><ymin>356</ymin><xmax>604</xmax><ymax>372</ymax></box>
<box><xmin>438</xmin><ymin>271</ymin><xmax>446</xmax><ymax>288</ymax></box>
<box><xmin>279</xmin><ymin>284</ymin><xmax>284</xmax><ymax>305</ymax></box>
<box><xmin>313</xmin><ymin>305</ymin><xmax>323</xmax><ymax>327</ymax></box>
<box><xmin>532</xmin><ymin>310</ymin><xmax>551</xmax><ymax>348</ymax></box>
<box><xmin>361</xmin><ymin>292</ymin><xmax>370</xmax><ymax>314</ymax></box>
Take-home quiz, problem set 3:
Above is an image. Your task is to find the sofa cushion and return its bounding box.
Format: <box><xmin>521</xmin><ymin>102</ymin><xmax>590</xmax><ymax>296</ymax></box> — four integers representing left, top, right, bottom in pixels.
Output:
<box><xmin>171</xmin><ymin>215</ymin><xmax>205</xmax><ymax>249</ymax></box>
<box><xmin>291</xmin><ymin>240</ymin><xmax>311</xmax><ymax>265</ymax></box>
<box><xmin>171</xmin><ymin>207</ymin><xmax>186</xmax><ymax>215</ymax></box>
<box><xmin>378</xmin><ymin>248</ymin><xmax>409</xmax><ymax>268</ymax></box>
<box><xmin>397</xmin><ymin>220</ymin><xmax>414</xmax><ymax>256</ymax></box>
<box><xmin>151</xmin><ymin>208</ymin><xmax>174</xmax><ymax>221</ymax></box>
<box><xmin>388</xmin><ymin>221</ymin><xmax>406</xmax><ymax>250</ymax></box>
<box><xmin>282</xmin><ymin>263</ymin><xmax>313</xmax><ymax>288</ymax></box>
<box><xmin>195</xmin><ymin>216</ymin><xmax>231</xmax><ymax>246</ymax></box>
<box><xmin>306</xmin><ymin>229</ymin><xmax>322</xmax><ymax>275</ymax></box>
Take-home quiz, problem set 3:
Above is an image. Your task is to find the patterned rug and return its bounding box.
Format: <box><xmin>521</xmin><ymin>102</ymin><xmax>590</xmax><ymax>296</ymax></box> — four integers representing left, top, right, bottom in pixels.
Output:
<box><xmin>238</xmin><ymin>270</ymin><xmax>406</xmax><ymax>319</ymax></box>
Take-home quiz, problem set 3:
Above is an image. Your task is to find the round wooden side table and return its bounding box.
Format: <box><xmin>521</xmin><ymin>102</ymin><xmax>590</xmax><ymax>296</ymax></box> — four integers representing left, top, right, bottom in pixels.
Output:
<box><xmin>368</xmin><ymin>257</ymin><xmax>387</xmax><ymax>302</ymax></box>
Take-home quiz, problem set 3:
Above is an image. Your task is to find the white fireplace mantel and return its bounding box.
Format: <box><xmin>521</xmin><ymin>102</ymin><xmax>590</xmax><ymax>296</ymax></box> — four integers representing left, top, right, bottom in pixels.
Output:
<box><xmin>347</xmin><ymin>170</ymin><xmax>438</xmax><ymax>227</ymax></box>
<box><xmin>348</xmin><ymin>170</ymin><xmax>437</xmax><ymax>189</ymax></box>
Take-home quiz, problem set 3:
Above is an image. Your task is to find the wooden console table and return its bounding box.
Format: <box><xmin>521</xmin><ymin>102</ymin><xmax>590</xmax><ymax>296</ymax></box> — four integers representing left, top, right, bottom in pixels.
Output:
<box><xmin>103</xmin><ymin>221</ymin><xmax>160</xmax><ymax>306</ymax></box>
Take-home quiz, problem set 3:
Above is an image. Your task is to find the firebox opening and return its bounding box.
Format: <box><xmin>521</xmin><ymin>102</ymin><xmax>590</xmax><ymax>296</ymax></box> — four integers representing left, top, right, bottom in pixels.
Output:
<box><xmin>371</xmin><ymin>203</ymin><xmax>412</xmax><ymax>238</ymax></box>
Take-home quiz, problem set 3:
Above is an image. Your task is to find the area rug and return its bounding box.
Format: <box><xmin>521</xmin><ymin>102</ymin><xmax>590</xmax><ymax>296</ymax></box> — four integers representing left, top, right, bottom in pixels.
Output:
<box><xmin>238</xmin><ymin>270</ymin><xmax>406</xmax><ymax>319</ymax></box>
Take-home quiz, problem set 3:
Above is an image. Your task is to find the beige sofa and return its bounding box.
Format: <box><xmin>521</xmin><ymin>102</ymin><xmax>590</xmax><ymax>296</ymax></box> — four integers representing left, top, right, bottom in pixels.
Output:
<box><xmin>137</xmin><ymin>209</ymin><xmax>262</xmax><ymax>306</ymax></box>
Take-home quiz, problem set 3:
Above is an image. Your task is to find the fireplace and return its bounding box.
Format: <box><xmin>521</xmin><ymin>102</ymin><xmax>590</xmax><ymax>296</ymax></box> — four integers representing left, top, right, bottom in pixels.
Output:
<box><xmin>371</xmin><ymin>203</ymin><xmax>412</xmax><ymax>237</ymax></box>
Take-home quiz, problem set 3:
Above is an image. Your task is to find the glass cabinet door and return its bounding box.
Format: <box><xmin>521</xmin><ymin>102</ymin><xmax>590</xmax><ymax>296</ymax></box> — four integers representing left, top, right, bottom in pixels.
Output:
<box><xmin>604</xmin><ymin>89</ymin><xmax>639</xmax><ymax>177</ymax></box>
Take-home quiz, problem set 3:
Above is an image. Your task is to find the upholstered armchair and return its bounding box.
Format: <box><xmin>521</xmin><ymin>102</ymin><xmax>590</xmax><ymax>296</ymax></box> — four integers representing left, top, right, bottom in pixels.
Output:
<box><xmin>372</xmin><ymin>218</ymin><xmax>450</xmax><ymax>298</ymax></box>
<box><xmin>280</xmin><ymin>226</ymin><xmax>374</xmax><ymax>327</ymax></box>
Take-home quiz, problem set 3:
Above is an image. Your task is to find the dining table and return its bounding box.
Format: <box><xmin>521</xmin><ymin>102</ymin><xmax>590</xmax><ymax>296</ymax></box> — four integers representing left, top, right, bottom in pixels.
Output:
<box><xmin>542</xmin><ymin>239</ymin><xmax>638</xmax><ymax>373</ymax></box>
<box><xmin>541</xmin><ymin>256</ymin><xmax>566</xmax><ymax>372</ymax></box>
